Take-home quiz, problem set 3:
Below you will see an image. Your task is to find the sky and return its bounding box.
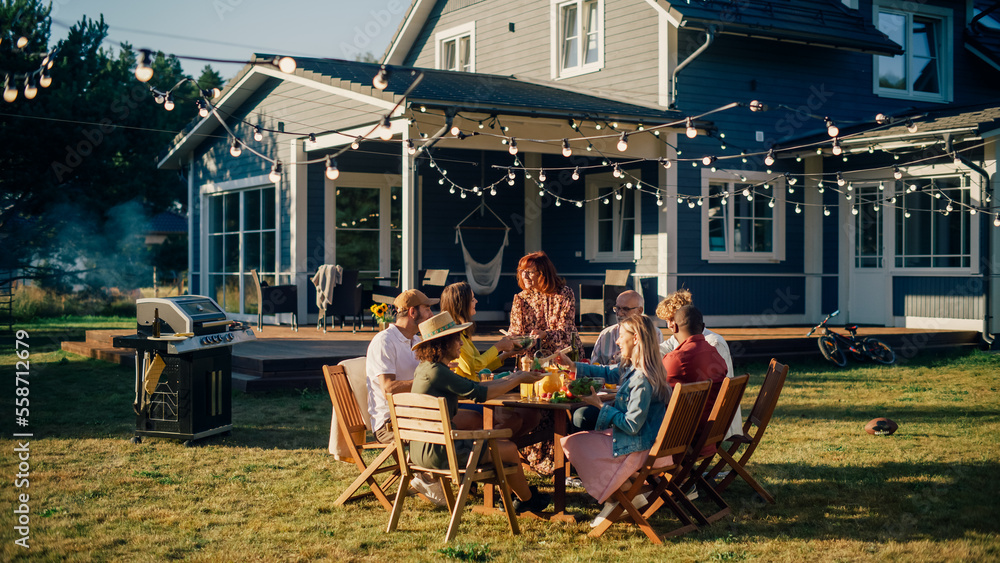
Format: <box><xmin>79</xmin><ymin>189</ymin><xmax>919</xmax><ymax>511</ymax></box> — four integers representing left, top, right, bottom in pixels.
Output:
<box><xmin>47</xmin><ymin>0</ymin><xmax>410</xmax><ymax>79</ymax></box>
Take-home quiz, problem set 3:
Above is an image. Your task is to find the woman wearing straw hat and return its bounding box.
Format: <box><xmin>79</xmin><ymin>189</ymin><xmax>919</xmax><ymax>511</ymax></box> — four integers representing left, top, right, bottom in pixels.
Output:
<box><xmin>410</xmin><ymin>311</ymin><xmax>551</xmax><ymax>513</ymax></box>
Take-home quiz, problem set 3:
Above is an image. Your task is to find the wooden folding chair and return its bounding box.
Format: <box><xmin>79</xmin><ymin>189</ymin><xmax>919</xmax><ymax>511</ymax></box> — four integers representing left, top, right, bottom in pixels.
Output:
<box><xmin>704</xmin><ymin>358</ymin><xmax>789</xmax><ymax>504</ymax></box>
<box><xmin>680</xmin><ymin>374</ymin><xmax>750</xmax><ymax>524</ymax></box>
<box><xmin>322</xmin><ymin>365</ymin><xmax>401</xmax><ymax>512</ymax></box>
<box><xmin>589</xmin><ymin>380</ymin><xmax>712</xmax><ymax>544</ymax></box>
<box><xmin>386</xmin><ymin>393</ymin><xmax>521</xmax><ymax>542</ymax></box>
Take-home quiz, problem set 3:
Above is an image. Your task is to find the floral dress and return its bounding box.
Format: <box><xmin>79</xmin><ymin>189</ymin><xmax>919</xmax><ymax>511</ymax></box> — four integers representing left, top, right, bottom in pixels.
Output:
<box><xmin>508</xmin><ymin>285</ymin><xmax>583</xmax><ymax>357</ymax></box>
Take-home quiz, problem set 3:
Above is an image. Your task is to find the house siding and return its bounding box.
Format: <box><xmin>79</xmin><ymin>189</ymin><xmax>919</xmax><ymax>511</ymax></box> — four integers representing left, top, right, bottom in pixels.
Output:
<box><xmin>892</xmin><ymin>276</ymin><xmax>985</xmax><ymax>320</ymax></box>
<box><xmin>675</xmin><ymin>275</ymin><xmax>806</xmax><ymax>317</ymax></box>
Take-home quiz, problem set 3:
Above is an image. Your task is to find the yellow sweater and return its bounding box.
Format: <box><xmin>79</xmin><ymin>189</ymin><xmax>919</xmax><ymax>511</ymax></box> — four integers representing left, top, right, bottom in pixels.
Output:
<box><xmin>454</xmin><ymin>334</ymin><xmax>503</xmax><ymax>381</ymax></box>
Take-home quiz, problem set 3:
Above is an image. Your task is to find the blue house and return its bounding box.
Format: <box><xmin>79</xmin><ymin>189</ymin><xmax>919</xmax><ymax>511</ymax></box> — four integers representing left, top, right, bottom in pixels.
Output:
<box><xmin>158</xmin><ymin>0</ymin><xmax>1000</xmax><ymax>341</ymax></box>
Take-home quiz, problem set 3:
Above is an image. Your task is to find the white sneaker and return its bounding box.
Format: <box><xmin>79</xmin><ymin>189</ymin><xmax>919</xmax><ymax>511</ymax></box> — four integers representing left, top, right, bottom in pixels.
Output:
<box><xmin>410</xmin><ymin>474</ymin><xmax>447</xmax><ymax>507</ymax></box>
<box><xmin>590</xmin><ymin>493</ymin><xmax>649</xmax><ymax>528</ymax></box>
<box><xmin>685</xmin><ymin>487</ymin><xmax>699</xmax><ymax>501</ymax></box>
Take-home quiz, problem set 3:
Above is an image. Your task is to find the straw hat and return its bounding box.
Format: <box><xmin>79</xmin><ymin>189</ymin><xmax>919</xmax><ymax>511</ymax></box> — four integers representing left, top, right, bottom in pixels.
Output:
<box><xmin>411</xmin><ymin>311</ymin><xmax>472</xmax><ymax>350</ymax></box>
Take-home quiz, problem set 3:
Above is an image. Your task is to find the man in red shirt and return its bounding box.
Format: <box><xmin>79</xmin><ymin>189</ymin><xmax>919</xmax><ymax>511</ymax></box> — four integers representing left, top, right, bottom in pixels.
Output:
<box><xmin>662</xmin><ymin>305</ymin><xmax>727</xmax><ymax>456</ymax></box>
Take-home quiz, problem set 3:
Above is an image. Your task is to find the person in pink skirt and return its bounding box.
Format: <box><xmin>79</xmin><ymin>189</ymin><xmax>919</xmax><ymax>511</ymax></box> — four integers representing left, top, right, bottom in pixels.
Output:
<box><xmin>556</xmin><ymin>315</ymin><xmax>672</xmax><ymax>527</ymax></box>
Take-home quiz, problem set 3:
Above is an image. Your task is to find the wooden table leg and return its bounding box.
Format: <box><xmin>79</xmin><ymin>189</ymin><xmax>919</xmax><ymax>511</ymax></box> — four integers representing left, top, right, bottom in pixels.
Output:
<box><xmin>483</xmin><ymin>406</ymin><xmax>495</xmax><ymax>509</ymax></box>
<box><xmin>552</xmin><ymin>410</ymin><xmax>567</xmax><ymax>516</ymax></box>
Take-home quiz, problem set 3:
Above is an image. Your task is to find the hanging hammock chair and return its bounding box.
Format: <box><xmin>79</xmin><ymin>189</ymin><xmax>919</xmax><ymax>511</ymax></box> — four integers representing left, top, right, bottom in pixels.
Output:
<box><xmin>454</xmin><ymin>200</ymin><xmax>510</xmax><ymax>296</ymax></box>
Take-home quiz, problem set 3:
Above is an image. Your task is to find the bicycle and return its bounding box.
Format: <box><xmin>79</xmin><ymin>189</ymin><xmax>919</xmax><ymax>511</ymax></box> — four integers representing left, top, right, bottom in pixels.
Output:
<box><xmin>806</xmin><ymin>310</ymin><xmax>896</xmax><ymax>367</ymax></box>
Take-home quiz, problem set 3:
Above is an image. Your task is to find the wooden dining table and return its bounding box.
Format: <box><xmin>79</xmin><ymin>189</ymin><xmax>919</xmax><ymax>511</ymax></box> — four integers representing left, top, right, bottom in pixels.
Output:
<box><xmin>466</xmin><ymin>390</ymin><xmax>616</xmax><ymax>522</ymax></box>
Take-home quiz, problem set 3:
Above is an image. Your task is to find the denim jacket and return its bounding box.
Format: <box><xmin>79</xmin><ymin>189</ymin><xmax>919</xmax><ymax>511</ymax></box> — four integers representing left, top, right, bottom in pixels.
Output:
<box><xmin>576</xmin><ymin>362</ymin><xmax>668</xmax><ymax>457</ymax></box>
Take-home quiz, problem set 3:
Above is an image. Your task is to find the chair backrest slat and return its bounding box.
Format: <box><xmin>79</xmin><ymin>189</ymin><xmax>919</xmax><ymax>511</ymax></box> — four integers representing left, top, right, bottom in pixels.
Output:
<box><xmin>747</xmin><ymin>359</ymin><xmax>789</xmax><ymax>435</ymax></box>
<box><xmin>388</xmin><ymin>393</ymin><xmax>462</xmax><ymax>483</ymax></box>
<box><xmin>650</xmin><ymin>381</ymin><xmax>712</xmax><ymax>459</ymax></box>
<box><xmin>323</xmin><ymin>365</ymin><xmax>367</xmax><ymax>446</ymax></box>
<box><xmin>700</xmin><ymin>374</ymin><xmax>750</xmax><ymax>449</ymax></box>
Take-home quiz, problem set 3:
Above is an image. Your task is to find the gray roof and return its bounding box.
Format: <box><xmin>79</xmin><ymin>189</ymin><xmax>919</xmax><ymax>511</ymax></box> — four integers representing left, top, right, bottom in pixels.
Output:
<box><xmin>273</xmin><ymin>56</ymin><xmax>687</xmax><ymax>123</ymax></box>
<box><xmin>657</xmin><ymin>0</ymin><xmax>902</xmax><ymax>55</ymax></box>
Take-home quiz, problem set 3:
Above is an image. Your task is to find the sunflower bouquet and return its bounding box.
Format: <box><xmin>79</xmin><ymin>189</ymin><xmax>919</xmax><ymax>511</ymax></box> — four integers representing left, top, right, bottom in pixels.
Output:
<box><xmin>370</xmin><ymin>302</ymin><xmax>395</xmax><ymax>325</ymax></box>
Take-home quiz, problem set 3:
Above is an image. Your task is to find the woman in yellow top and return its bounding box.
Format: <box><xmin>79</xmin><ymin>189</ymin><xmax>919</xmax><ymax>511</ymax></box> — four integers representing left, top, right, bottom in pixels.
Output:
<box><xmin>441</xmin><ymin>281</ymin><xmax>515</xmax><ymax>380</ymax></box>
<box><xmin>441</xmin><ymin>281</ymin><xmax>533</xmax><ymax>432</ymax></box>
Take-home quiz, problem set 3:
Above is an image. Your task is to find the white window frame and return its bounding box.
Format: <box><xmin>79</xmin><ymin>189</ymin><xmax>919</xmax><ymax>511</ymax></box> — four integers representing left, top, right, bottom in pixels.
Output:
<box><xmin>435</xmin><ymin>22</ymin><xmax>476</xmax><ymax>72</ymax></box>
<box><xmin>700</xmin><ymin>169</ymin><xmax>786</xmax><ymax>263</ymax></box>
<box><xmin>873</xmin><ymin>2</ymin><xmax>953</xmax><ymax>103</ymax></box>
<box><xmin>550</xmin><ymin>0</ymin><xmax>604</xmax><ymax>80</ymax></box>
<box><xmin>327</xmin><ymin>172</ymin><xmax>403</xmax><ymax>278</ymax></box>
<box><xmin>891</xmin><ymin>167</ymin><xmax>978</xmax><ymax>273</ymax></box>
<box><xmin>585</xmin><ymin>171</ymin><xmax>640</xmax><ymax>262</ymax></box>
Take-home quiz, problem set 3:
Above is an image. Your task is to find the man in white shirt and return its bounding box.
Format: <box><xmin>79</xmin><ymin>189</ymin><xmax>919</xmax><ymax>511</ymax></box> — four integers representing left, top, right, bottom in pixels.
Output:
<box><xmin>366</xmin><ymin>289</ymin><xmax>436</xmax><ymax>444</ymax></box>
<box><xmin>590</xmin><ymin>290</ymin><xmax>663</xmax><ymax>365</ymax></box>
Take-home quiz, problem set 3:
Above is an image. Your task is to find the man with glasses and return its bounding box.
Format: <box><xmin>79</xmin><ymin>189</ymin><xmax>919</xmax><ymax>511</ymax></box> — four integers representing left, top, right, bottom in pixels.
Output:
<box><xmin>590</xmin><ymin>289</ymin><xmax>662</xmax><ymax>365</ymax></box>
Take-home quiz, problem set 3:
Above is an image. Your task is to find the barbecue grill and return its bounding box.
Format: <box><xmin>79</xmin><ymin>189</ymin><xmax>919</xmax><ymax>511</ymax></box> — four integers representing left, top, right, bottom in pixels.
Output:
<box><xmin>113</xmin><ymin>295</ymin><xmax>255</xmax><ymax>445</ymax></box>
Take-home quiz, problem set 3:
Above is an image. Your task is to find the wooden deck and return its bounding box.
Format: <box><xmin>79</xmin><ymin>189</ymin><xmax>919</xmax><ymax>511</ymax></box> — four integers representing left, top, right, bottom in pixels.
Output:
<box><xmin>62</xmin><ymin>324</ymin><xmax>983</xmax><ymax>392</ymax></box>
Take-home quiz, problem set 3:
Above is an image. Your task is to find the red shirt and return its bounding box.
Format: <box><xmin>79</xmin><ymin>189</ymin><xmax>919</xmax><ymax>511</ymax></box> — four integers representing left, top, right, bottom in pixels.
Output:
<box><xmin>662</xmin><ymin>333</ymin><xmax>728</xmax><ymax>456</ymax></box>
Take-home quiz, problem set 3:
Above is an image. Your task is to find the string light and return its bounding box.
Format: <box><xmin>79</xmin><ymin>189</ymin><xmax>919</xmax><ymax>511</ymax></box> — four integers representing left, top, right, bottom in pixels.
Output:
<box><xmin>905</xmin><ymin>119</ymin><xmax>918</xmax><ymax>133</ymax></box>
<box><xmin>837</xmin><ymin>172</ymin><xmax>846</xmax><ymax>187</ymax></box>
<box><xmin>276</xmin><ymin>56</ymin><xmax>297</xmax><ymax>74</ymax></box>
<box><xmin>16</xmin><ymin>36</ymin><xmax>28</xmax><ymax>49</ymax></box>
<box><xmin>749</xmin><ymin>99</ymin><xmax>767</xmax><ymax>112</ymax></box>
<box><xmin>617</xmin><ymin>132</ymin><xmax>629</xmax><ymax>152</ymax></box>
<box><xmin>508</xmin><ymin>137</ymin><xmax>518</xmax><ymax>155</ymax></box>
<box><xmin>685</xmin><ymin>118</ymin><xmax>697</xmax><ymax>139</ymax></box>
<box><xmin>818</xmin><ymin>181</ymin><xmax>825</xmax><ymax>193</ymax></box>
<box><xmin>325</xmin><ymin>156</ymin><xmax>340</xmax><ymax>180</ymax></box>
<box><xmin>875</xmin><ymin>113</ymin><xmax>889</xmax><ymax>125</ymax></box>
<box><xmin>852</xmin><ymin>205</ymin><xmax>859</xmax><ymax>215</ymax></box>
<box><xmin>351</xmin><ymin>136</ymin><xmax>361</xmax><ymax>150</ymax></box>
<box><xmin>832</xmin><ymin>138</ymin><xmax>843</xmax><ymax>156</ymax></box>
<box><xmin>538</xmin><ymin>169</ymin><xmax>546</xmax><ymax>182</ymax></box>
<box><xmin>379</xmin><ymin>116</ymin><xmax>393</xmax><ymax>140</ymax></box>
<box><xmin>22</xmin><ymin>76</ymin><xmax>36</xmax><ymax>100</ymax></box>
<box><xmin>612</xmin><ymin>164</ymin><xmax>622</xmax><ymax>178</ymax></box>
<box><xmin>823</xmin><ymin>206</ymin><xmax>830</xmax><ymax>216</ymax></box>
<box><xmin>196</xmin><ymin>99</ymin><xmax>209</xmax><ymax>118</ymax></box>
<box><xmin>134</xmin><ymin>49</ymin><xmax>154</xmax><ymax>82</ymax></box>
<box><xmin>39</xmin><ymin>72</ymin><xmax>51</xmax><ymax>88</ymax></box>
<box><xmin>572</xmin><ymin>167</ymin><xmax>580</xmax><ymax>181</ymax></box>
<box><xmin>372</xmin><ymin>65</ymin><xmax>389</xmax><ymax>90</ymax></box>
<box><xmin>269</xmin><ymin>161</ymin><xmax>282</xmax><ymax>183</ymax></box>
<box><xmin>893</xmin><ymin>166</ymin><xmax>903</xmax><ymax>180</ymax></box>
<box><xmin>450</xmin><ymin>124</ymin><xmax>461</xmax><ymax>136</ymax></box>
<box><xmin>764</xmin><ymin>149</ymin><xmax>775</xmax><ymax>166</ymax></box>
<box><xmin>163</xmin><ymin>93</ymin><xmax>174</xmax><ymax>111</ymax></box>
<box><xmin>660</xmin><ymin>157</ymin><xmax>672</xmax><ymax>169</ymax></box>
<box><xmin>825</xmin><ymin>118</ymin><xmax>839</xmax><ymax>137</ymax></box>
<box><xmin>3</xmin><ymin>76</ymin><xmax>17</xmax><ymax>102</ymax></box>
<box><xmin>406</xmin><ymin>139</ymin><xmax>416</xmax><ymax>155</ymax></box>
<box><xmin>253</xmin><ymin>126</ymin><xmax>263</xmax><ymax>142</ymax></box>
<box><xmin>562</xmin><ymin>139</ymin><xmax>572</xmax><ymax>157</ymax></box>
<box><xmin>702</xmin><ymin>155</ymin><xmax>716</xmax><ymax>166</ymax></box>
<box><xmin>229</xmin><ymin>137</ymin><xmax>242</xmax><ymax>157</ymax></box>
<box><xmin>795</xmin><ymin>203</ymin><xmax>802</xmax><ymax>214</ymax></box>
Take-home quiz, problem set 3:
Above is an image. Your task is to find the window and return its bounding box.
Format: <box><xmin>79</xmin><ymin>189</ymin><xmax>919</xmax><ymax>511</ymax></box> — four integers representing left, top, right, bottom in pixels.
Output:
<box><xmin>585</xmin><ymin>172</ymin><xmax>639</xmax><ymax>261</ymax></box>
<box><xmin>436</xmin><ymin>23</ymin><xmax>475</xmax><ymax>72</ymax></box>
<box><xmin>700</xmin><ymin>172</ymin><xmax>786</xmax><ymax>263</ymax></box>
<box><xmin>895</xmin><ymin>176</ymin><xmax>971</xmax><ymax>268</ymax></box>
<box><xmin>874</xmin><ymin>3</ymin><xmax>952</xmax><ymax>102</ymax></box>
<box><xmin>207</xmin><ymin>186</ymin><xmax>276</xmax><ymax>313</ymax></box>
<box><xmin>551</xmin><ymin>0</ymin><xmax>603</xmax><ymax>78</ymax></box>
<box><xmin>853</xmin><ymin>183</ymin><xmax>883</xmax><ymax>268</ymax></box>
<box><xmin>334</xmin><ymin>183</ymin><xmax>402</xmax><ymax>274</ymax></box>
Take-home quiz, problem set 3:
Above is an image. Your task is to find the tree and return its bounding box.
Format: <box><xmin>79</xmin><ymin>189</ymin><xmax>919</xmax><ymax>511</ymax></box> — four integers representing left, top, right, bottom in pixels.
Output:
<box><xmin>0</xmin><ymin>2</ymin><xmax>215</xmax><ymax>290</ymax></box>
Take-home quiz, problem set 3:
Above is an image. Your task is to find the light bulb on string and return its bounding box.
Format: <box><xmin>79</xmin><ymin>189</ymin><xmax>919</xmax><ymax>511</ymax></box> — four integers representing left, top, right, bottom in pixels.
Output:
<box><xmin>23</xmin><ymin>76</ymin><xmax>36</xmax><ymax>100</ymax></box>
<box><xmin>616</xmin><ymin>192</ymin><xmax>623</xmax><ymax>201</ymax></box>
<box><xmin>749</xmin><ymin>99</ymin><xmax>767</xmax><ymax>112</ymax></box>
<box><xmin>852</xmin><ymin>205</ymin><xmax>859</xmax><ymax>216</ymax></box>
<box><xmin>39</xmin><ymin>73</ymin><xmax>51</xmax><ymax>88</ymax></box>
<box><xmin>742</xmin><ymin>187</ymin><xmax>751</xmax><ymax>198</ymax></box>
<box><xmin>660</xmin><ymin>157</ymin><xmax>672</xmax><ymax>169</ymax></box>
<box><xmin>269</xmin><ymin>161</ymin><xmax>282</xmax><ymax>183</ymax></box>
<box><xmin>555</xmin><ymin>199</ymin><xmax>562</xmax><ymax>207</ymax></box>
<box><xmin>786</xmin><ymin>173</ymin><xmax>797</xmax><ymax>186</ymax></box>
<box><xmin>905</xmin><ymin>209</ymin><xmax>911</xmax><ymax>219</ymax></box>
<box><xmin>612</xmin><ymin>165</ymin><xmax>621</xmax><ymax>178</ymax></box>
<box><xmin>873</xmin><ymin>201</ymin><xmax>880</xmax><ymax>212</ymax></box>
<box><xmin>538</xmin><ymin>170</ymin><xmax>546</xmax><ymax>182</ymax></box>
<box><xmin>702</xmin><ymin>155</ymin><xmax>715</xmax><ymax>166</ymax></box>
<box><xmin>4</xmin><ymin>76</ymin><xmax>18</xmax><ymax>102</ymax></box>
<box><xmin>795</xmin><ymin>203</ymin><xmax>802</xmax><ymax>214</ymax></box>
<box><xmin>847</xmin><ymin>182</ymin><xmax>853</xmax><ymax>192</ymax></box>
<box><xmin>946</xmin><ymin>202</ymin><xmax>953</xmax><ymax>212</ymax></box>
<box><xmin>879</xmin><ymin>181</ymin><xmax>885</xmax><ymax>191</ymax></box>
<box><xmin>603</xmin><ymin>198</ymin><xmax>610</xmax><ymax>205</ymax></box>
<box><xmin>907</xmin><ymin>183</ymin><xmax>917</xmax><ymax>193</ymax></box>
<box><xmin>450</xmin><ymin>124</ymin><xmax>461</xmax><ymax>136</ymax></box>
<box><xmin>697</xmin><ymin>198</ymin><xmax>704</xmax><ymax>206</ymax></box>
<box><xmin>460</xmin><ymin>191</ymin><xmax>467</xmax><ymax>199</ymax></box>
<box><xmin>572</xmin><ymin>167</ymin><xmax>580</xmax><ymax>181</ymax></box>
<box><xmin>969</xmin><ymin>207</ymin><xmax>977</xmax><ymax>216</ymax></box>
<box><xmin>277</xmin><ymin>57</ymin><xmax>297</xmax><ymax>74</ymax></box>
<box><xmin>846</xmin><ymin>193</ymin><xmax>852</xmax><ymax>201</ymax></box>
<box><xmin>685</xmin><ymin>118</ymin><xmax>697</xmax><ymax>138</ymax></box>
<box><xmin>561</xmin><ymin>139</ymin><xmax>572</xmax><ymax>157</ymax></box>
<box><xmin>906</xmin><ymin>119</ymin><xmax>918</xmax><ymax>133</ymax></box>
<box><xmin>134</xmin><ymin>49</ymin><xmax>154</xmax><ymax>82</ymax></box>
<box><xmin>720</xmin><ymin>192</ymin><xmax>729</xmax><ymax>205</ymax></box>
<box><xmin>576</xmin><ymin>201</ymin><xmax>583</xmax><ymax>208</ymax></box>
<box><xmin>163</xmin><ymin>93</ymin><xmax>174</xmax><ymax>111</ymax></box>
<box><xmin>767</xmin><ymin>198</ymin><xmax>774</xmax><ymax>208</ymax></box>
<box><xmin>837</xmin><ymin>173</ymin><xmax>846</xmax><ymax>187</ymax></box>
<box><xmin>153</xmin><ymin>91</ymin><xmax>164</xmax><ymax>104</ymax></box>
<box><xmin>823</xmin><ymin>206</ymin><xmax>830</xmax><ymax>216</ymax></box>
<box><xmin>954</xmin><ymin>153</ymin><xmax>962</xmax><ymax>166</ymax></box>
<box><xmin>688</xmin><ymin>199</ymin><xmax>695</xmax><ymax>209</ymax></box>
<box><xmin>831</xmin><ymin>139</ymin><xmax>842</xmax><ymax>156</ymax></box>
<box><xmin>490</xmin><ymin>187</ymin><xmax>497</xmax><ymax>196</ymax></box>
<box><xmin>764</xmin><ymin>149</ymin><xmax>775</xmax><ymax>166</ymax></box>
<box><xmin>253</xmin><ymin>127</ymin><xmax>263</xmax><ymax>142</ymax></box>
<box><xmin>818</xmin><ymin>181</ymin><xmax>825</xmax><ymax>193</ymax></box>
<box><xmin>994</xmin><ymin>216</ymin><xmax>1000</xmax><ymax>227</ymax></box>
<box><xmin>617</xmin><ymin>132</ymin><xmax>628</xmax><ymax>152</ymax></box>
<box><xmin>197</xmin><ymin>99</ymin><xmax>209</xmax><ymax>118</ymax></box>
<box><xmin>538</xmin><ymin>189</ymin><xmax>545</xmax><ymax>196</ymax></box>
<box><xmin>229</xmin><ymin>138</ymin><xmax>242</xmax><ymax>157</ymax></box>
<box><xmin>351</xmin><ymin>137</ymin><xmax>361</xmax><ymax>150</ymax></box>
<box><xmin>825</xmin><ymin>118</ymin><xmax>839</xmax><ymax>137</ymax></box>
<box><xmin>406</xmin><ymin>139</ymin><xmax>416</xmax><ymax>155</ymax></box>
<box><xmin>508</xmin><ymin>138</ymin><xmax>518</xmax><ymax>155</ymax></box>
<box><xmin>449</xmin><ymin>186</ymin><xmax>456</xmax><ymax>194</ymax></box>
<box><xmin>876</xmin><ymin>113</ymin><xmax>889</xmax><ymax>125</ymax></box>
<box><xmin>507</xmin><ymin>167</ymin><xmax>515</xmax><ymax>180</ymax></box>
<box><xmin>16</xmin><ymin>36</ymin><xmax>28</xmax><ymax>49</ymax></box>
<box><xmin>893</xmin><ymin>166</ymin><xmax>902</xmax><ymax>180</ymax></box>
<box><xmin>325</xmin><ymin>156</ymin><xmax>340</xmax><ymax>180</ymax></box>
<box><xmin>372</xmin><ymin>65</ymin><xmax>390</xmax><ymax>90</ymax></box>
<box><xmin>379</xmin><ymin>116</ymin><xmax>393</xmax><ymax>140</ymax></box>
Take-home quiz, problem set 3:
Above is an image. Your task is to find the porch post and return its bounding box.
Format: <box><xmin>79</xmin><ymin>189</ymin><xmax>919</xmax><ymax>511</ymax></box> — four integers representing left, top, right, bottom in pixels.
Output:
<box><xmin>289</xmin><ymin>138</ymin><xmax>308</xmax><ymax>322</ymax></box>
<box><xmin>401</xmin><ymin>133</ymin><xmax>417</xmax><ymax>290</ymax></box>
<box><xmin>524</xmin><ymin>152</ymin><xmax>543</xmax><ymax>253</ymax></box>
<box><xmin>803</xmin><ymin>155</ymin><xmax>824</xmax><ymax>323</ymax></box>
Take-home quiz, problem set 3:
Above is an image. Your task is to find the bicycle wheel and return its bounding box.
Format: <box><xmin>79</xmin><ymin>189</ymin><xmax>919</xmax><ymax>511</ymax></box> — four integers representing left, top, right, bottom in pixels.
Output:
<box><xmin>863</xmin><ymin>338</ymin><xmax>896</xmax><ymax>365</ymax></box>
<box><xmin>818</xmin><ymin>336</ymin><xmax>847</xmax><ymax>367</ymax></box>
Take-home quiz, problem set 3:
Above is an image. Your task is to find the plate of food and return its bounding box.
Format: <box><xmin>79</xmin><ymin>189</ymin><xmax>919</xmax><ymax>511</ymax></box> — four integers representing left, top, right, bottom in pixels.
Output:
<box><xmin>506</xmin><ymin>334</ymin><xmax>537</xmax><ymax>350</ymax></box>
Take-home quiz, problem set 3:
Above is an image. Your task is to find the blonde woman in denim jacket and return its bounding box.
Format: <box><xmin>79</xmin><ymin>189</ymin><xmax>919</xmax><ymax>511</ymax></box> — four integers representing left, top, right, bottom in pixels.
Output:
<box><xmin>557</xmin><ymin>315</ymin><xmax>671</xmax><ymax>526</ymax></box>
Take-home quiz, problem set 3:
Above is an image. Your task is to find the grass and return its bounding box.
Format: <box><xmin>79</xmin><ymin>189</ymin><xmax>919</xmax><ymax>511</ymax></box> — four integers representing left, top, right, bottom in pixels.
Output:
<box><xmin>1</xmin><ymin>331</ymin><xmax>998</xmax><ymax>561</ymax></box>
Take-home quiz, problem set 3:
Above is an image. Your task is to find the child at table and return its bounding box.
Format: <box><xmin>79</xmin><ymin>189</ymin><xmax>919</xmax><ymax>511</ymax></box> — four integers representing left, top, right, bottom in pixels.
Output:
<box><xmin>556</xmin><ymin>315</ymin><xmax>671</xmax><ymax>527</ymax></box>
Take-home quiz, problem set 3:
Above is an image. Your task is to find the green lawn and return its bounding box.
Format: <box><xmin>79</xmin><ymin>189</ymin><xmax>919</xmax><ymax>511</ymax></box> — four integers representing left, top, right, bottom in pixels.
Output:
<box><xmin>1</xmin><ymin>329</ymin><xmax>998</xmax><ymax>561</ymax></box>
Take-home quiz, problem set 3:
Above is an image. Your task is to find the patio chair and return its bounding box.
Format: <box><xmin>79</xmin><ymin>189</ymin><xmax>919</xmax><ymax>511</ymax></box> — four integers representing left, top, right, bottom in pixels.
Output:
<box><xmin>386</xmin><ymin>393</ymin><xmax>521</xmax><ymax>542</ymax></box>
<box><xmin>589</xmin><ymin>380</ymin><xmax>711</xmax><ymax>544</ymax></box>
<box><xmin>322</xmin><ymin>363</ymin><xmax>401</xmax><ymax>512</ymax></box>
<box><xmin>418</xmin><ymin>268</ymin><xmax>450</xmax><ymax>300</ymax></box>
<box><xmin>579</xmin><ymin>269</ymin><xmax>631</xmax><ymax>328</ymax></box>
<box><xmin>319</xmin><ymin>269</ymin><xmax>364</xmax><ymax>332</ymax></box>
<box><xmin>703</xmin><ymin>358</ymin><xmax>789</xmax><ymax>504</ymax></box>
<box><xmin>680</xmin><ymin>374</ymin><xmax>750</xmax><ymax>524</ymax></box>
<box><xmin>250</xmin><ymin>269</ymin><xmax>298</xmax><ymax>331</ymax></box>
